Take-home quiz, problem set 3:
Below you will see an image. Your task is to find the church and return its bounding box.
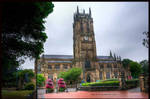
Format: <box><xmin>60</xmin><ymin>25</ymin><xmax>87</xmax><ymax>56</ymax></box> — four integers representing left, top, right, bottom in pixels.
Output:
<box><xmin>35</xmin><ymin>7</ymin><xmax>131</xmax><ymax>83</ymax></box>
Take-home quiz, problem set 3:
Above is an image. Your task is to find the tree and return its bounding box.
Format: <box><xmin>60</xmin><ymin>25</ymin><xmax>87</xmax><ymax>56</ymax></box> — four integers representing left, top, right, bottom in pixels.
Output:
<box><xmin>122</xmin><ymin>59</ymin><xmax>133</xmax><ymax>68</ymax></box>
<box><xmin>58</xmin><ymin>68</ymin><xmax>82</xmax><ymax>84</ymax></box>
<box><xmin>17</xmin><ymin>69</ymin><xmax>35</xmax><ymax>89</ymax></box>
<box><xmin>140</xmin><ymin>60</ymin><xmax>149</xmax><ymax>75</ymax></box>
<box><xmin>129</xmin><ymin>61</ymin><xmax>142</xmax><ymax>78</ymax></box>
<box><xmin>2</xmin><ymin>2</ymin><xmax>54</xmax><ymax>84</ymax></box>
<box><xmin>37</xmin><ymin>74</ymin><xmax>46</xmax><ymax>87</ymax></box>
<box><xmin>142</xmin><ymin>31</ymin><xmax>149</xmax><ymax>48</ymax></box>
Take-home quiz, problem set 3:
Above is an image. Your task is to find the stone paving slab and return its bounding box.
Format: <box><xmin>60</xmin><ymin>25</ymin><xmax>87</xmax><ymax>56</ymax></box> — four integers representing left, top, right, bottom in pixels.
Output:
<box><xmin>44</xmin><ymin>91</ymin><xmax>148</xmax><ymax>98</ymax></box>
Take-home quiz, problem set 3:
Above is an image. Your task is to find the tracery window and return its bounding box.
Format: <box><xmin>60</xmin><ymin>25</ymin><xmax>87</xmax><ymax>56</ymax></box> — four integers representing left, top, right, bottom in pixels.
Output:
<box><xmin>63</xmin><ymin>65</ymin><xmax>68</xmax><ymax>69</ymax></box>
<box><xmin>107</xmin><ymin>64</ymin><xmax>111</xmax><ymax>68</ymax></box>
<box><xmin>55</xmin><ymin>65</ymin><xmax>60</xmax><ymax>70</ymax></box>
<box><xmin>99</xmin><ymin>64</ymin><xmax>104</xmax><ymax>69</ymax></box>
<box><xmin>114</xmin><ymin>72</ymin><xmax>118</xmax><ymax>78</ymax></box>
<box><xmin>114</xmin><ymin>64</ymin><xmax>117</xmax><ymax>68</ymax></box>
<box><xmin>106</xmin><ymin>72</ymin><xmax>110</xmax><ymax>79</ymax></box>
<box><xmin>99</xmin><ymin>72</ymin><xmax>103</xmax><ymax>80</ymax></box>
<box><xmin>48</xmin><ymin>65</ymin><xmax>52</xmax><ymax>69</ymax></box>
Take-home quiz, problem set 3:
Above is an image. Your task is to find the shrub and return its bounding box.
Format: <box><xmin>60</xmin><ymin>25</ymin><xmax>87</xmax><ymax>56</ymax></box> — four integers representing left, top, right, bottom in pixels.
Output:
<box><xmin>24</xmin><ymin>82</ymin><xmax>35</xmax><ymax>90</ymax></box>
<box><xmin>47</xmin><ymin>88</ymin><xmax>54</xmax><ymax>93</ymax></box>
<box><xmin>37</xmin><ymin>74</ymin><xmax>46</xmax><ymax>87</ymax></box>
<box><xmin>59</xmin><ymin>87</ymin><xmax>65</xmax><ymax>92</ymax></box>
<box><xmin>82</xmin><ymin>81</ymin><xmax>119</xmax><ymax>86</ymax></box>
<box><xmin>89</xmin><ymin>81</ymin><xmax>119</xmax><ymax>86</ymax></box>
<box><xmin>125</xmin><ymin>79</ymin><xmax>139</xmax><ymax>87</ymax></box>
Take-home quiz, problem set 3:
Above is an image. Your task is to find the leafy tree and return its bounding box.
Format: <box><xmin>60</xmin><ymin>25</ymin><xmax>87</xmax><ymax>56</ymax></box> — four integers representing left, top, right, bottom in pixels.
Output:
<box><xmin>122</xmin><ymin>59</ymin><xmax>133</xmax><ymax>68</ymax></box>
<box><xmin>142</xmin><ymin>31</ymin><xmax>149</xmax><ymax>48</ymax></box>
<box><xmin>140</xmin><ymin>60</ymin><xmax>149</xmax><ymax>75</ymax></box>
<box><xmin>129</xmin><ymin>61</ymin><xmax>142</xmax><ymax>78</ymax></box>
<box><xmin>17</xmin><ymin>69</ymin><xmax>35</xmax><ymax>89</ymax></box>
<box><xmin>58</xmin><ymin>68</ymin><xmax>82</xmax><ymax>84</ymax></box>
<box><xmin>37</xmin><ymin>74</ymin><xmax>46</xmax><ymax>87</ymax></box>
<box><xmin>2</xmin><ymin>2</ymin><xmax>54</xmax><ymax>84</ymax></box>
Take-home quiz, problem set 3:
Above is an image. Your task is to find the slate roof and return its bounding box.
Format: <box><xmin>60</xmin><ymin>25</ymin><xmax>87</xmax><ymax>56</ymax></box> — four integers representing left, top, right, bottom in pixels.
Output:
<box><xmin>98</xmin><ymin>61</ymin><xmax>116</xmax><ymax>63</ymax></box>
<box><xmin>48</xmin><ymin>61</ymin><xmax>72</xmax><ymax>63</ymax></box>
<box><xmin>43</xmin><ymin>55</ymin><xmax>113</xmax><ymax>60</ymax></box>
<box><xmin>97</xmin><ymin>56</ymin><xmax>113</xmax><ymax>59</ymax></box>
<box><xmin>43</xmin><ymin>55</ymin><xmax>73</xmax><ymax>59</ymax></box>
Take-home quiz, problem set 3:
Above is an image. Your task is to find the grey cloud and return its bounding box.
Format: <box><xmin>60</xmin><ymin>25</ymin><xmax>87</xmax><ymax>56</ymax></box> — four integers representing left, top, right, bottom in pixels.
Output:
<box><xmin>22</xmin><ymin>2</ymin><xmax>148</xmax><ymax>69</ymax></box>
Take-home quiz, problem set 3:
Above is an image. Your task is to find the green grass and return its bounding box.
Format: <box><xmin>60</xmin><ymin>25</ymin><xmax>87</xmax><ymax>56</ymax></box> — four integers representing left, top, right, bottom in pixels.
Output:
<box><xmin>2</xmin><ymin>90</ymin><xmax>33</xmax><ymax>99</ymax></box>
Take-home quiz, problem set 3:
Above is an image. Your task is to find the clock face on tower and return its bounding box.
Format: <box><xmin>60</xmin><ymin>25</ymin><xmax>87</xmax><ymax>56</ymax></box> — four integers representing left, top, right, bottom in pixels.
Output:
<box><xmin>84</xmin><ymin>36</ymin><xmax>88</xmax><ymax>41</ymax></box>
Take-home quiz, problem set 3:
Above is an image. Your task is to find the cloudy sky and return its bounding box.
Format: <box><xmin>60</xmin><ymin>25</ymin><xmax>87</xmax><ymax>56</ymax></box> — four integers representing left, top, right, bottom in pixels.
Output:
<box><xmin>22</xmin><ymin>2</ymin><xmax>148</xmax><ymax>69</ymax></box>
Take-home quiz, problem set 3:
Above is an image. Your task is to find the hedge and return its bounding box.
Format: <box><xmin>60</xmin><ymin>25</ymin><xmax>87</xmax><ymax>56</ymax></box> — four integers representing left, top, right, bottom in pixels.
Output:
<box><xmin>82</xmin><ymin>79</ymin><xmax>139</xmax><ymax>87</ymax></box>
<box><xmin>24</xmin><ymin>82</ymin><xmax>35</xmax><ymax>90</ymax></box>
<box><xmin>125</xmin><ymin>79</ymin><xmax>139</xmax><ymax>87</ymax></box>
<box><xmin>59</xmin><ymin>87</ymin><xmax>66</xmax><ymax>92</ymax></box>
<box><xmin>82</xmin><ymin>81</ymin><xmax>120</xmax><ymax>86</ymax></box>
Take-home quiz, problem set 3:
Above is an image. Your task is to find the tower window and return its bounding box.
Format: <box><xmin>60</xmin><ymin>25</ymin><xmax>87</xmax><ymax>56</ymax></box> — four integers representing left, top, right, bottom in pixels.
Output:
<box><xmin>85</xmin><ymin>59</ymin><xmax>91</xmax><ymax>68</ymax></box>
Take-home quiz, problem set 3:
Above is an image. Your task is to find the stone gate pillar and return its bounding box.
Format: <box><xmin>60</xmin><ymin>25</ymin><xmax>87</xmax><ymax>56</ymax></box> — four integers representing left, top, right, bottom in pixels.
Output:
<box><xmin>139</xmin><ymin>73</ymin><xmax>149</xmax><ymax>92</ymax></box>
<box><xmin>139</xmin><ymin>73</ymin><xmax>145</xmax><ymax>92</ymax></box>
<box><xmin>119</xmin><ymin>71</ymin><xmax>127</xmax><ymax>90</ymax></box>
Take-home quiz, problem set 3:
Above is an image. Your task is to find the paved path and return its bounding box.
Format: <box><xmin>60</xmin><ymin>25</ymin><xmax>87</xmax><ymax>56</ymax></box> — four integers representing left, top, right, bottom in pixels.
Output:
<box><xmin>38</xmin><ymin>87</ymin><xmax>148</xmax><ymax>98</ymax></box>
<box><xmin>44</xmin><ymin>90</ymin><xmax>148</xmax><ymax>98</ymax></box>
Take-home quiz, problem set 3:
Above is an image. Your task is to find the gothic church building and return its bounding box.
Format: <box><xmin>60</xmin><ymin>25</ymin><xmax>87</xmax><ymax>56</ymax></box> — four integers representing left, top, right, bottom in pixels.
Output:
<box><xmin>36</xmin><ymin>7</ymin><xmax>131</xmax><ymax>83</ymax></box>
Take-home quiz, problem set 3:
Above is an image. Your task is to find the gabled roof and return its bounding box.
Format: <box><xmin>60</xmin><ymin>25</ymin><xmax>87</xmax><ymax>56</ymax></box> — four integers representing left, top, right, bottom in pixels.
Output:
<box><xmin>42</xmin><ymin>55</ymin><xmax>73</xmax><ymax>59</ymax></box>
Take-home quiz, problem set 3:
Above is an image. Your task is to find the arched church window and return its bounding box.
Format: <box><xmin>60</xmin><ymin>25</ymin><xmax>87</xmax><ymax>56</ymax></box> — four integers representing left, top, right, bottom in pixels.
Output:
<box><xmin>55</xmin><ymin>65</ymin><xmax>60</xmax><ymax>70</ymax></box>
<box><xmin>114</xmin><ymin>72</ymin><xmax>118</xmax><ymax>78</ymax></box>
<box><xmin>99</xmin><ymin>64</ymin><xmax>104</xmax><ymax>69</ymax></box>
<box><xmin>63</xmin><ymin>64</ymin><xmax>68</xmax><ymax>69</ymax></box>
<box><xmin>48</xmin><ymin>74</ymin><xmax>53</xmax><ymax>80</ymax></box>
<box><xmin>114</xmin><ymin>64</ymin><xmax>117</xmax><ymax>68</ymax></box>
<box><xmin>106</xmin><ymin>72</ymin><xmax>110</xmax><ymax>79</ymax></box>
<box><xmin>48</xmin><ymin>65</ymin><xmax>52</xmax><ymax>69</ymax></box>
<box><xmin>107</xmin><ymin>64</ymin><xmax>111</xmax><ymax>68</ymax></box>
<box><xmin>70</xmin><ymin>64</ymin><xmax>72</xmax><ymax>68</ymax></box>
<box><xmin>99</xmin><ymin>72</ymin><xmax>103</xmax><ymax>80</ymax></box>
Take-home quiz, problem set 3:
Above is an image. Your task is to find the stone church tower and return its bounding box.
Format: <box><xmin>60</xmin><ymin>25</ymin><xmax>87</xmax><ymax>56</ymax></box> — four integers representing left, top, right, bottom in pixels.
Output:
<box><xmin>73</xmin><ymin>7</ymin><xmax>98</xmax><ymax>82</ymax></box>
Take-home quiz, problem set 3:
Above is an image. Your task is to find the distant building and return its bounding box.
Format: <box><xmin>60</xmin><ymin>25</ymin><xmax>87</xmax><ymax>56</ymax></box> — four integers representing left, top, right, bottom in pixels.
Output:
<box><xmin>35</xmin><ymin>7</ymin><xmax>131</xmax><ymax>83</ymax></box>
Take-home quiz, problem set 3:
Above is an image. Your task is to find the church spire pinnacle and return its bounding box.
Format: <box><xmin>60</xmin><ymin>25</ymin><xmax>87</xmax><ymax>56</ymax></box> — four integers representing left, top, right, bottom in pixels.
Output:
<box><xmin>77</xmin><ymin>6</ymin><xmax>79</xmax><ymax>14</ymax></box>
<box><xmin>83</xmin><ymin>9</ymin><xmax>85</xmax><ymax>14</ymax></box>
<box><xmin>89</xmin><ymin>7</ymin><xmax>91</xmax><ymax>17</ymax></box>
<box><xmin>110</xmin><ymin>50</ymin><xmax>112</xmax><ymax>57</ymax></box>
<box><xmin>114</xmin><ymin>53</ymin><xmax>116</xmax><ymax>60</ymax></box>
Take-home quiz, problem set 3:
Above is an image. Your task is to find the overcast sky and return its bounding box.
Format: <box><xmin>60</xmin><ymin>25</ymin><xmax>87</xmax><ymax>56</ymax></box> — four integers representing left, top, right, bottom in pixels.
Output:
<box><xmin>22</xmin><ymin>2</ymin><xmax>148</xmax><ymax>69</ymax></box>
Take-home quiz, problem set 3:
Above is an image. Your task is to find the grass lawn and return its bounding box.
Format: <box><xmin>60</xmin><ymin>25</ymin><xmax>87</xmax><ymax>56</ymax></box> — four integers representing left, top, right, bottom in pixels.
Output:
<box><xmin>2</xmin><ymin>90</ymin><xmax>33</xmax><ymax>99</ymax></box>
